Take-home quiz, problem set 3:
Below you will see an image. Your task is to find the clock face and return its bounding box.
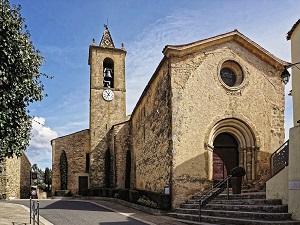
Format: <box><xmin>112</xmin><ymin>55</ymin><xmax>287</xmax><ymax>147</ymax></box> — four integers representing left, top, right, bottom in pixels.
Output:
<box><xmin>102</xmin><ymin>90</ymin><xmax>114</xmax><ymax>101</ymax></box>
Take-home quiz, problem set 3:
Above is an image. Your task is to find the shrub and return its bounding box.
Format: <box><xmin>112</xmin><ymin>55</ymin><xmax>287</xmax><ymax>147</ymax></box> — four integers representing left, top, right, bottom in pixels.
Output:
<box><xmin>129</xmin><ymin>190</ymin><xmax>140</xmax><ymax>203</ymax></box>
<box><xmin>137</xmin><ymin>195</ymin><xmax>158</xmax><ymax>208</ymax></box>
<box><xmin>37</xmin><ymin>183</ymin><xmax>47</xmax><ymax>191</ymax></box>
<box><xmin>55</xmin><ymin>190</ymin><xmax>71</xmax><ymax>197</ymax></box>
<box><xmin>231</xmin><ymin>166</ymin><xmax>246</xmax><ymax>177</ymax></box>
<box><xmin>118</xmin><ymin>189</ymin><xmax>129</xmax><ymax>201</ymax></box>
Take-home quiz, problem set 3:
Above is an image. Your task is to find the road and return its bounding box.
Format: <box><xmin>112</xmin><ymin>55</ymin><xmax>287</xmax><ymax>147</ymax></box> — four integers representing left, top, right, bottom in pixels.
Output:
<box><xmin>10</xmin><ymin>199</ymin><xmax>151</xmax><ymax>225</ymax></box>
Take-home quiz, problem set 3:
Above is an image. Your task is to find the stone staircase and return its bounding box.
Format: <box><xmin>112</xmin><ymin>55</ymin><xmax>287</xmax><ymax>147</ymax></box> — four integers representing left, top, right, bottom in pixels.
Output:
<box><xmin>168</xmin><ymin>192</ymin><xmax>300</xmax><ymax>225</ymax></box>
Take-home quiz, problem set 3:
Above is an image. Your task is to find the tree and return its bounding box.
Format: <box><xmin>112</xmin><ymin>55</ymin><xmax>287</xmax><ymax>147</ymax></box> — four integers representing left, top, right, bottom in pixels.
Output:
<box><xmin>31</xmin><ymin>163</ymin><xmax>44</xmax><ymax>185</ymax></box>
<box><xmin>44</xmin><ymin>167</ymin><xmax>52</xmax><ymax>185</ymax></box>
<box><xmin>0</xmin><ymin>0</ymin><xmax>49</xmax><ymax>161</ymax></box>
<box><xmin>60</xmin><ymin>151</ymin><xmax>68</xmax><ymax>190</ymax></box>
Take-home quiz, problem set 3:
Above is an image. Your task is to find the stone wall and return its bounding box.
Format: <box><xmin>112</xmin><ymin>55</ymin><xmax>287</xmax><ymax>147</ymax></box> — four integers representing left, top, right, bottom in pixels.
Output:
<box><xmin>169</xmin><ymin>41</ymin><xmax>284</xmax><ymax>207</ymax></box>
<box><xmin>4</xmin><ymin>153</ymin><xmax>31</xmax><ymax>199</ymax></box>
<box><xmin>131</xmin><ymin>60</ymin><xmax>173</xmax><ymax>193</ymax></box>
<box><xmin>52</xmin><ymin>129</ymin><xmax>90</xmax><ymax>195</ymax></box>
<box><xmin>0</xmin><ymin>161</ymin><xmax>7</xmax><ymax>198</ymax></box>
<box><xmin>108</xmin><ymin>120</ymin><xmax>131</xmax><ymax>189</ymax></box>
<box><xmin>19</xmin><ymin>154</ymin><xmax>31</xmax><ymax>198</ymax></box>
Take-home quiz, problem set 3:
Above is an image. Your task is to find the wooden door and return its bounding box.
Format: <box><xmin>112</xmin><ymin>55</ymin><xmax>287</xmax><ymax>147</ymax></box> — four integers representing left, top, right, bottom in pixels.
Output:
<box><xmin>213</xmin><ymin>133</ymin><xmax>239</xmax><ymax>182</ymax></box>
<box><xmin>78</xmin><ymin>176</ymin><xmax>88</xmax><ymax>195</ymax></box>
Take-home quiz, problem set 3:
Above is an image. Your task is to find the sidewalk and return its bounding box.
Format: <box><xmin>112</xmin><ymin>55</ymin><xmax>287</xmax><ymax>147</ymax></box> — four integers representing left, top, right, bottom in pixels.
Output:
<box><xmin>0</xmin><ymin>199</ymin><xmax>201</xmax><ymax>225</ymax></box>
<box><xmin>0</xmin><ymin>201</ymin><xmax>48</xmax><ymax>225</ymax></box>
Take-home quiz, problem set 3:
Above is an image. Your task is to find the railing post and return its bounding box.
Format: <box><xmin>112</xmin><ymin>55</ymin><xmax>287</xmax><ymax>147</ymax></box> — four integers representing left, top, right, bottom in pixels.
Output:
<box><xmin>199</xmin><ymin>199</ymin><xmax>202</xmax><ymax>222</ymax></box>
<box><xmin>30</xmin><ymin>196</ymin><xmax>32</xmax><ymax>224</ymax></box>
<box><xmin>33</xmin><ymin>200</ymin><xmax>35</xmax><ymax>225</ymax></box>
<box><xmin>37</xmin><ymin>200</ymin><xmax>40</xmax><ymax>225</ymax></box>
<box><xmin>227</xmin><ymin>178</ymin><xmax>229</xmax><ymax>200</ymax></box>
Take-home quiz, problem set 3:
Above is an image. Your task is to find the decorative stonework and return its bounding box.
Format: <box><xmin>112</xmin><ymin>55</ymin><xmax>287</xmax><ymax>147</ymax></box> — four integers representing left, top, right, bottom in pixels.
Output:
<box><xmin>100</xmin><ymin>26</ymin><xmax>115</xmax><ymax>48</ymax></box>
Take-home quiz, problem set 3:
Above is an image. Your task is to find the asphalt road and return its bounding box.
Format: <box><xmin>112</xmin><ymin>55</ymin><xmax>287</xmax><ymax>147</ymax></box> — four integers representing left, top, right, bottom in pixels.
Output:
<box><xmin>10</xmin><ymin>199</ymin><xmax>150</xmax><ymax>225</ymax></box>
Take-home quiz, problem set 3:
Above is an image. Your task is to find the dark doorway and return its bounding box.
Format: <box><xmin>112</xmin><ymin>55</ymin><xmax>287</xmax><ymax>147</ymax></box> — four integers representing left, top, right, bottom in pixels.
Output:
<box><xmin>213</xmin><ymin>133</ymin><xmax>239</xmax><ymax>182</ymax></box>
<box><xmin>78</xmin><ymin>176</ymin><xmax>88</xmax><ymax>195</ymax></box>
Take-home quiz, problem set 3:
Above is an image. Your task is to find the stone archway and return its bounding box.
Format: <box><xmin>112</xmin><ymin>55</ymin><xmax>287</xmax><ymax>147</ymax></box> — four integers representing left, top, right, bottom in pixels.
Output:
<box><xmin>207</xmin><ymin>118</ymin><xmax>258</xmax><ymax>181</ymax></box>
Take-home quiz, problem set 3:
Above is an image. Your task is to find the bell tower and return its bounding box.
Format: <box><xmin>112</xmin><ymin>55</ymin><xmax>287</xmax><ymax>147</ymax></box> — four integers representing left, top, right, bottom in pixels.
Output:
<box><xmin>88</xmin><ymin>25</ymin><xmax>126</xmax><ymax>187</ymax></box>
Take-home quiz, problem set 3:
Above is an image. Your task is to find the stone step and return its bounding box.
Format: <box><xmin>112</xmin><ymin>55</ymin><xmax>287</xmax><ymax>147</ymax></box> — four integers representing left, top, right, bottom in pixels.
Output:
<box><xmin>179</xmin><ymin>203</ymin><xmax>288</xmax><ymax>212</ymax></box>
<box><xmin>168</xmin><ymin>213</ymin><xmax>300</xmax><ymax>225</ymax></box>
<box><xmin>187</xmin><ymin>198</ymin><xmax>282</xmax><ymax>205</ymax></box>
<box><xmin>192</xmin><ymin>192</ymin><xmax>266</xmax><ymax>200</ymax></box>
<box><xmin>172</xmin><ymin>208</ymin><xmax>292</xmax><ymax>220</ymax></box>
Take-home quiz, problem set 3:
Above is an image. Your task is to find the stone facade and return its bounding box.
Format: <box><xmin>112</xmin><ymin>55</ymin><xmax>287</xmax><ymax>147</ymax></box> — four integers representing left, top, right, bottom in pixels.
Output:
<box><xmin>51</xmin><ymin>129</ymin><xmax>90</xmax><ymax>195</ymax></box>
<box><xmin>0</xmin><ymin>154</ymin><xmax>31</xmax><ymax>199</ymax></box>
<box><xmin>52</xmin><ymin>28</ymin><xmax>286</xmax><ymax>208</ymax></box>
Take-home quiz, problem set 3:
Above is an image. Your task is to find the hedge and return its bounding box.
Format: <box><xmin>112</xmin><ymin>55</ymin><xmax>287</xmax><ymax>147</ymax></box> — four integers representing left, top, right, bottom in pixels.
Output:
<box><xmin>82</xmin><ymin>188</ymin><xmax>171</xmax><ymax>210</ymax></box>
<box><xmin>55</xmin><ymin>190</ymin><xmax>72</xmax><ymax>197</ymax></box>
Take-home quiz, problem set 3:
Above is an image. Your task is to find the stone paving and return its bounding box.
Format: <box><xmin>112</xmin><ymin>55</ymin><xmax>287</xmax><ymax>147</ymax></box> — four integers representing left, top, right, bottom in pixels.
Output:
<box><xmin>0</xmin><ymin>199</ymin><xmax>190</xmax><ymax>225</ymax></box>
<box><xmin>0</xmin><ymin>201</ymin><xmax>47</xmax><ymax>225</ymax></box>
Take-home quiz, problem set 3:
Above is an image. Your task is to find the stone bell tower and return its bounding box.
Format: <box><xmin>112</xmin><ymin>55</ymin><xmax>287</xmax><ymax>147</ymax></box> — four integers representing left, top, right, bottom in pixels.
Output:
<box><xmin>88</xmin><ymin>25</ymin><xmax>127</xmax><ymax>187</ymax></box>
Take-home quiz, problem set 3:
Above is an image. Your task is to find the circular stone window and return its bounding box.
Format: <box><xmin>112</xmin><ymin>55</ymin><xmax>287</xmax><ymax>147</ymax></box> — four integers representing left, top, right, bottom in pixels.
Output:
<box><xmin>219</xmin><ymin>60</ymin><xmax>244</xmax><ymax>89</ymax></box>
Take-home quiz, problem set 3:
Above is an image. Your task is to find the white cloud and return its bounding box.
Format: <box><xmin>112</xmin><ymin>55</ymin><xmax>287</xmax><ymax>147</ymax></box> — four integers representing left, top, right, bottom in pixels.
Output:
<box><xmin>26</xmin><ymin>117</ymin><xmax>58</xmax><ymax>170</ymax></box>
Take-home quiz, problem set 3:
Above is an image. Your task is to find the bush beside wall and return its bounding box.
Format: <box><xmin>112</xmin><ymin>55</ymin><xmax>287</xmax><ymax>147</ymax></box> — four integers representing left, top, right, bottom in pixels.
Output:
<box><xmin>82</xmin><ymin>188</ymin><xmax>171</xmax><ymax>210</ymax></box>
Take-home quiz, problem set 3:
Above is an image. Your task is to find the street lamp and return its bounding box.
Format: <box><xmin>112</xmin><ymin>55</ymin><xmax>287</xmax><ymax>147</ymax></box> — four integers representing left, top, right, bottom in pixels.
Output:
<box><xmin>281</xmin><ymin>62</ymin><xmax>300</xmax><ymax>84</ymax></box>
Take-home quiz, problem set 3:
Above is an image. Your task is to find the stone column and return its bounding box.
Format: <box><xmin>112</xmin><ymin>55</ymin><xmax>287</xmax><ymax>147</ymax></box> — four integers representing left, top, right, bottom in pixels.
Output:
<box><xmin>288</xmin><ymin>126</ymin><xmax>300</xmax><ymax>220</ymax></box>
<box><xmin>239</xmin><ymin>147</ymin><xmax>244</xmax><ymax>167</ymax></box>
<box><xmin>246</xmin><ymin>147</ymin><xmax>252</xmax><ymax>181</ymax></box>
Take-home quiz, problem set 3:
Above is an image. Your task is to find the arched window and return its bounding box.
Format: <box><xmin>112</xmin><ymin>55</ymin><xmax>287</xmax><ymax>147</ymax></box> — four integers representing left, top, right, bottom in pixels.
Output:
<box><xmin>103</xmin><ymin>58</ymin><xmax>114</xmax><ymax>88</ymax></box>
<box><xmin>86</xmin><ymin>153</ymin><xmax>90</xmax><ymax>173</ymax></box>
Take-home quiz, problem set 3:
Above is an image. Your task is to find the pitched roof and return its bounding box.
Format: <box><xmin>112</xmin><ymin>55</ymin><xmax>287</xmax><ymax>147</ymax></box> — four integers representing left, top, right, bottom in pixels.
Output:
<box><xmin>287</xmin><ymin>19</ymin><xmax>300</xmax><ymax>40</ymax></box>
<box><xmin>163</xmin><ymin>29</ymin><xmax>288</xmax><ymax>70</ymax></box>
<box><xmin>100</xmin><ymin>25</ymin><xmax>115</xmax><ymax>48</ymax></box>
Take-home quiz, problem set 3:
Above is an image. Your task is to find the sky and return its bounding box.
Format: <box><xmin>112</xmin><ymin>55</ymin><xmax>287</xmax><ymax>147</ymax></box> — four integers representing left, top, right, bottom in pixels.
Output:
<box><xmin>8</xmin><ymin>0</ymin><xmax>299</xmax><ymax>170</ymax></box>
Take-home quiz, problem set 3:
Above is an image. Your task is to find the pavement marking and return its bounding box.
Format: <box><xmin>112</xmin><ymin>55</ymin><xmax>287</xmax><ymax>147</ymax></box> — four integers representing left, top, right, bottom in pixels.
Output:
<box><xmin>17</xmin><ymin>203</ymin><xmax>54</xmax><ymax>225</ymax></box>
<box><xmin>79</xmin><ymin>200</ymin><xmax>157</xmax><ymax>225</ymax></box>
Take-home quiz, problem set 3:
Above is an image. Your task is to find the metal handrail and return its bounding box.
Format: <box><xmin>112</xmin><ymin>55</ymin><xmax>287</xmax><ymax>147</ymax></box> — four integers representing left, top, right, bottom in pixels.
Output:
<box><xmin>270</xmin><ymin>140</ymin><xmax>289</xmax><ymax>178</ymax></box>
<box><xmin>198</xmin><ymin>175</ymin><xmax>232</xmax><ymax>222</ymax></box>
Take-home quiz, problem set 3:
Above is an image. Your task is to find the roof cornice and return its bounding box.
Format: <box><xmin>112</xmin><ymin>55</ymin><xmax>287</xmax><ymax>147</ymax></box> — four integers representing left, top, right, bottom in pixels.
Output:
<box><xmin>163</xmin><ymin>30</ymin><xmax>288</xmax><ymax>70</ymax></box>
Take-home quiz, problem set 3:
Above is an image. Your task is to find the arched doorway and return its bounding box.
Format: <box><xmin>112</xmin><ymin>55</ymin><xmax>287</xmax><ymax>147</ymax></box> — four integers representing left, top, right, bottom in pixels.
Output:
<box><xmin>213</xmin><ymin>133</ymin><xmax>239</xmax><ymax>182</ymax></box>
<box><xmin>206</xmin><ymin>118</ymin><xmax>260</xmax><ymax>182</ymax></box>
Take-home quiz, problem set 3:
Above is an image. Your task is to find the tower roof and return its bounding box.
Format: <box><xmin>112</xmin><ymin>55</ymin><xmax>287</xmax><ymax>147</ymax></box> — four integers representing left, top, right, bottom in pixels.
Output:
<box><xmin>100</xmin><ymin>25</ymin><xmax>115</xmax><ymax>48</ymax></box>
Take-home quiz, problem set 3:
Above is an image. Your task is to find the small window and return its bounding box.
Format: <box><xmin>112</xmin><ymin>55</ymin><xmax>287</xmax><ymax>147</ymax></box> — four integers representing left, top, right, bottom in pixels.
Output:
<box><xmin>219</xmin><ymin>60</ymin><xmax>244</xmax><ymax>89</ymax></box>
<box><xmin>86</xmin><ymin>153</ymin><xmax>90</xmax><ymax>172</ymax></box>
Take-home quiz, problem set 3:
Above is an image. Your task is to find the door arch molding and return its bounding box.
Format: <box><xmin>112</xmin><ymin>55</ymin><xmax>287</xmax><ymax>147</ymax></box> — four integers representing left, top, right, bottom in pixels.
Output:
<box><xmin>205</xmin><ymin>117</ymin><xmax>259</xmax><ymax>181</ymax></box>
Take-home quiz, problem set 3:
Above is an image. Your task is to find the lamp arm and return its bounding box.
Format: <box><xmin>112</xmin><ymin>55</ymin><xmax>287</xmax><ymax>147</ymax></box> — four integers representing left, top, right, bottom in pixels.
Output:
<box><xmin>286</xmin><ymin>61</ymin><xmax>300</xmax><ymax>69</ymax></box>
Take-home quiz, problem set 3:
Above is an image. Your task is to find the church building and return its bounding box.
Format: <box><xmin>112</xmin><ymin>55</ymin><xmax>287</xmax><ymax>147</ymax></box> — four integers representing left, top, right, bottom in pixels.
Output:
<box><xmin>51</xmin><ymin>26</ymin><xmax>287</xmax><ymax>208</ymax></box>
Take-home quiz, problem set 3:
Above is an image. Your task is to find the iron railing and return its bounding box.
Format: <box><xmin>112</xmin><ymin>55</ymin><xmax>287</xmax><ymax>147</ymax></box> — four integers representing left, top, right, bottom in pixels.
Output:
<box><xmin>197</xmin><ymin>175</ymin><xmax>232</xmax><ymax>222</ymax></box>
<box><xmin>270</xmin><ymin>140</ymin><xmax>289</xmax><ymax>178</ymax></box>
<box><xmin>30</xmin><ymin>196</ymin><xmax>39</xmax><ymax>225</ymax></box>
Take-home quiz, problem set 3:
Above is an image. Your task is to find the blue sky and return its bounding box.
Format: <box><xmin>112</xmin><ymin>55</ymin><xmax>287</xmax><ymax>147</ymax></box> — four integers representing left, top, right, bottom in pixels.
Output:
<box><xmin>9</xmin><ymin>0</ymin><xmax>298</xmax><ymax>169</ymax></box>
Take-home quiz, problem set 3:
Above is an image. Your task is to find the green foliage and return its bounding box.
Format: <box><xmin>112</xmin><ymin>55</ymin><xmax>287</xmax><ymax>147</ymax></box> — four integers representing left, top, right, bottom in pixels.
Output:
<box><xmin>129</xmin><ymin>189</ymin><xmax>140</xmax><ymax>203</ymax></box>
<box><xmin>0</xmin><ymin>0</ymin><xmax>50</xmax><ymax>161</ymax></box>
<box><xmin>55</xmin><ymin>190</ymin><xmax>71</xmax><ymax>197</ymax></box>
<box><xmin>31</xmin><ymin>164</ymin><xmax>44</xmax><ymax>185</ymax></box>
<box><xmin>105</xmin><ymin>149</ymin><xmax>111</xmax><ymax>188</ymax></box>
<box><xmin>37</xmin><ymin>182</ymin><xmax>46</xmax><ymax>191</ymax></box>
<box><xmin>44</xmin><ymin>167</ymin><xmax>52</xmax><ymax>185</ymax></box>
<box><xmin>118</xmin><ymin>189</ymin><xmax>130</xmax><ymax>201</ymax></box>
<box><xmin>137</xmin><ymin>195</ymin><xmax>158</xmax><ymax>208</ymax></box>
<box><xmin>125</xmin><ymin>150</ymin><xmax>131</xmax><ymax>188</ymax></box>
<box><xmin>59</xmin><ymin>151</ymin><xmax>68</xmax><ymax>190</ymax></box>
<box><xmin>231</xmin><ymin>166</ymin><xmax>246</xmax><ymax>177</ymax></box>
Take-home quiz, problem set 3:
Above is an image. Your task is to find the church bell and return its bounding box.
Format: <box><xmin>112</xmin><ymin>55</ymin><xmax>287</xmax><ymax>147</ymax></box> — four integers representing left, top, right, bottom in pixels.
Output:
<box><xmin>104</xmin><ymin>68</ymin><xmax>113</xmax><ymax>78</ymax></box>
